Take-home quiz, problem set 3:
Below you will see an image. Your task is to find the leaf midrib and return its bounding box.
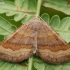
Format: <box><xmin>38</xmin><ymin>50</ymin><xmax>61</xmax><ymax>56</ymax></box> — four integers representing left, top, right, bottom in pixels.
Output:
<box><xmin>0</xmin><ymin>7</ymin><xmax>36</xmax><ymax>14</ymax></box>
<box><xmin>0</xmin><ymin>25</ymin><xmax>12</xmax><ymax>34</ymax></box>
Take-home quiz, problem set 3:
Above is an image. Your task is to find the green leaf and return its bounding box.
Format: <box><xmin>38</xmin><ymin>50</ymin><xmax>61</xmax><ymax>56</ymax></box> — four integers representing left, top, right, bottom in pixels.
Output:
<box><xmin>53</xmin><ymin>65</ymin><xmax>62</xmax><ymax>70</ymax></box>
<box><xmin>0</xmin><ymin>0</ymin><xmax>37</xmax><ymax>23</ymax></box>
<box><xmin>21</xmin><ymin>0</ymin><xmax>29</xmax><ymax>10</ymax></box>
<box><xmin>41</xmin><ymin>13</ymin><xmax>50</xmax><ymax>24</ymax></box>
<box><xmin>55</xmin><ymin>17</ymin><xmax>70</xmax><ymax>43</ymax></box>
<box><xmin>14</xmin><ymin>0</ymin><xmax>23</xmax><ymax>9</ymax></box>
<box><xmin>43</xmin><ymin>0</ymin><xmax>70</xmax><ymax>15</ymax></box>
<box><xmin>14</xmin><ymin>13</ymin><xmax>25</xmax><ymax>21</ymax></box>
<box><xmin>33</xmin><ymin>58</ymin><xmax>70</xmax><ymax>70</ymax></box>
<box><xmin>62</xmin><ymin>65</ymin><xmax>70</xmax><ymax>70</ymax></box>
<box><xmin>34</xmin><ymin>62</ymin><xmax>45</xmax><ymax>70</ymax></box>
<box><xmin>21</xmin><ymin>15</ymin><xmax>34</xmax><ymax>24</ymax></box>
<box><xmin>50</xmin><ymin>15</ymin><xmax>60</xmax><ymax>29</ymax></box>
<box><xmin>0</xmin><ymin>59</ymin><xmax>27</xmax><ymax>70</ymax></box>
<box><xmin>33</xmin><ymin>58</ymin><xmax>54</xmax><ymax>70</ymax></box>
<box><xmin>0</xmin><ymin>16</ymin><xmax>16</xmax><ymax>37</ymax></box>
<box><xmin>45</xmin><ymin>64</ymin><xmax>55</xmax><ymax>70</ymax></box>
<box><xmin>0</xmin><ymin>1</ymin><xmax>15</xmax><ymax>13</ymax></box>
<box><xmin>28</xmin><ymin>0</ymin><xmax>37</xmax><ymax>12</ymax></box>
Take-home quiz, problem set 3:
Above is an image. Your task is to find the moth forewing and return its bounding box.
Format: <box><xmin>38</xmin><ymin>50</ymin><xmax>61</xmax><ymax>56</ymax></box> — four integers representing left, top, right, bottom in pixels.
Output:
<box><xmin>37</xmin><ymin>18</ymin><xmax>70</xmax><ymax>64</ymax></box>
<box><xmin>0</xmin><ymin>20</ymin><xmax>34</xmax><ymax>62</ymax></box>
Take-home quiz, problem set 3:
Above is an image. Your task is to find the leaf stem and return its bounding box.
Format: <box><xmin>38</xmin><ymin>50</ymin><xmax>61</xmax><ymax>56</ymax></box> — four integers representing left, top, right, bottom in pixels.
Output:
<box><xmin>28</xmin><ymin>56</ymin><xmax>33</xmax><ymax>70</ymax></box>
<box><xmin>37</xmin><ymin>0</ymin><xmax>42</xmax><ymax>16</ymax></box>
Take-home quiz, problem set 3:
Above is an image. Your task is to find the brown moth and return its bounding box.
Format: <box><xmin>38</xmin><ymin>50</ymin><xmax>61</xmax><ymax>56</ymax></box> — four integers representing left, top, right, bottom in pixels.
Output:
<box><xmin>0</xmin><ymin>15</ymin><xmax>70</xmax><ymax>64</ymax></box>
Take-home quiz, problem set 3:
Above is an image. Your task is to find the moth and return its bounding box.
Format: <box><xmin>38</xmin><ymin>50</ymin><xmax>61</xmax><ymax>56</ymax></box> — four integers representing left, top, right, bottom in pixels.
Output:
<box><xmin>0</xmin><ymin>15</ymin><xmax>70</xmax><ymax>64</ymax></box>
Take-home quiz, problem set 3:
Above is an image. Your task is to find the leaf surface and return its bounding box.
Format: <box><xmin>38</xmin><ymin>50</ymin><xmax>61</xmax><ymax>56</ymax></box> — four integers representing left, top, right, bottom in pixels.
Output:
<box><xmin>0</xmin><ymin>0</ymin><xmax>37</xmax><ymax>23</ymax></box>
<box><xmin>0</xmin><ymin>16</ymin><xmax>16</xmax><ymax>37</ymax></box>
<box><xmin>0</xmin><ymin>60</ymin><xmax>27</xmax><ymax>70</ymax></box>
<box><xmin>43</xmin><ymin>0</ymin><xmax>70</xmax><ymax>15</ymax></box>
<box><xmin>33</xmin><ymin>58</ymin><xmax>70</xmax><ymax>70</ymax></box>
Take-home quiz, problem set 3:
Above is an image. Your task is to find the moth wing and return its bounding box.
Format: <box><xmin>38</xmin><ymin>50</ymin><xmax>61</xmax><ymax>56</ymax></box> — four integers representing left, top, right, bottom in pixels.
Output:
<box><xmin>0</xmin><ymin>21</ymin><xmax>34</xmax><ymax>62</ymax></box>
<box><xmin>37</xmin><ymin>20</ymin><xmax>70</xmax><ymax>64</ymax></box>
